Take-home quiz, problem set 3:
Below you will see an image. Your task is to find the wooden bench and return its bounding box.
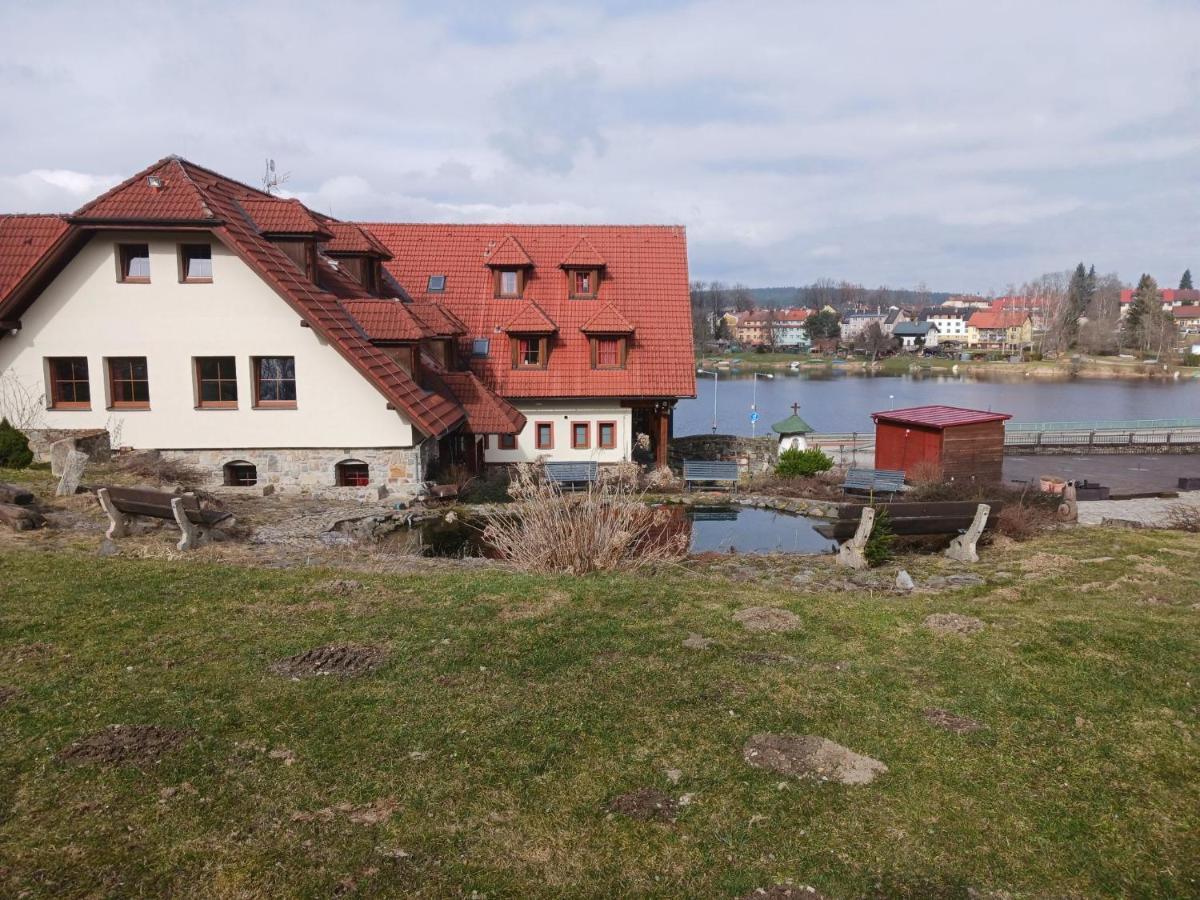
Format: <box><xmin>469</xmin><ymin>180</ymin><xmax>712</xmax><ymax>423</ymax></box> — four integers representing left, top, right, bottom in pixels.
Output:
<box><xmin>815</xmin><ymin>500</ymin><xmax>1004</xmax><ymax>541</ymax></box>
<box><xmin>841</xmin><ymin>467</ymin><xmax>906</xmax><ymax>496</ymax></box>
<box><xmin>683</xmin><ymin>460</ymin><xmax>740</xmax><ymax>493</ymax></box>
<box><xmin>96</xmin><ymin>486</ymin><xmax>232</xmax><ymax>551</ymax></box>
<box><xmin>545</xmin><ymin>461</ymin><xmax>598</xmax><ymax>488</ymax></box>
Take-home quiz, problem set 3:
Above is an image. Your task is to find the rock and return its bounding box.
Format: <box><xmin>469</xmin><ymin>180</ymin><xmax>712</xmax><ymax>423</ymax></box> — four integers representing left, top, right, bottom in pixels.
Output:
<box><xmin>665</xmin><ymin>768</ymin><xmax>682</xmax><ymax>785</ymax></box>
<box><xmin>895</xmin><ymin>570</ymin><xmax>914</xmax><ymax>591</ymax></box>
<box><xmin>732</xmin><ymin>606</ymin><xmax>802</xmax><ymax>633</ymax></box>
<box><xmin>923</xmin><ymin>613</ymin><xmax>985</xmax><ymax>637</ymax></box>
<box><xmin>743</xmin><ymin>733</ymin><xmax>887</xmax><ymax>786</ymax></box>
<box><xmin>790</xmin><ymin>571</ymin><xmax>814</xmax><ymax>586</ymax></box>
<box><xmin>681</xmin><ymin>633</ymin><xmax>714</xmax><ymax>650</ymax></box>
<box><xmin>945</xmin><ymin>574</ymin><xmax>986</xmax><ymax>587</ymax></box>
<box><xmin>97</xmin><ymin>538</ymin><xmax>119</xmax><ymax>558</ymax></box>
<box><xmin>924</xmin><ymin>575</ymin><xmax>948</xmax><ymax>589</ymax></box>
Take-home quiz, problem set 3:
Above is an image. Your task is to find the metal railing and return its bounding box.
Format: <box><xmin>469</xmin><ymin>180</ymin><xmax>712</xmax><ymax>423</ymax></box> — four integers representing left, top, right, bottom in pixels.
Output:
<box><xmin>1007</xmin><ymin>417</ymin><xmax>1200</xmax><ymax>433</ymax></box>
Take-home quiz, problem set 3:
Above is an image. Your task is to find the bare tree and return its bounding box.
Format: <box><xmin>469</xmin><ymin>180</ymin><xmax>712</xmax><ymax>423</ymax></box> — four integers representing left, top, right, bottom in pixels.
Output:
<box><xmin>730</xmin><ymin>283</ymin><xmax>755</xmax><ymax>313</ymax></box>
<box><xmin>0</xmin><ymin>372</ymin><xmax>46</xmax><ymax>432</ymax></box>
<box><xmin>855</xmin><ymin>322</ymin><xmax>897</xmax><ymax>361</ymax></box>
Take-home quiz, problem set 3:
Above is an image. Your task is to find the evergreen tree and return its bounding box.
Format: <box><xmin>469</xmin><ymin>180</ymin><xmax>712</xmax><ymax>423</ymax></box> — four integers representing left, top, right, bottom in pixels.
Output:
<box><xmin>1122</xmin><ymin>274</ymin><xmax>1158</xmax><ymax>351</ymax></box>
<box><xmin>1060</xmin><ymin>262</ymin><xmax>1090</xmax><ymax>348</ymax></box>
<box><xmin>1181</xmin><ymin>269</ymin><xmax>1194</xmax><ymax>290</ymax></box>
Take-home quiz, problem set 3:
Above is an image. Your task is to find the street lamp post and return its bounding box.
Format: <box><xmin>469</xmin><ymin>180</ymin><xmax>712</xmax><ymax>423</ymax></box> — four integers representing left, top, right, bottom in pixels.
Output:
<box><xmin>750</xmin><ymin>372</ymin><xmax>774</xmax><ymax>436</ymax></box>
<box><xmin>697</xmin><ymin>369</ymin><xmax>719</xmax><ymax>434</ymax></box>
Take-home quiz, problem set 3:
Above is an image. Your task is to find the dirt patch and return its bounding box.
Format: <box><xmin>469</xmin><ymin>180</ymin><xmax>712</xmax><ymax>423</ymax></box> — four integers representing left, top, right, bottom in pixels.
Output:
<box><xmin>0</xmin><ymin>686</ymin><xmax>19</xmax><ymax>706</ymax></box>
<box><xmin>743</xmin><ymin>733</ymin><xmax>887</xmax><ymax>785</ymax></box>
<box><xmin>733</xmin><ymin>606</ymin><xmax>802</xmax><ymax>633</ymax></box>
<box><xmin>57</xmin><ymin>725</ymin><xmax>191</xmax><ymax>766</ymax></box>
<box><xmin>291</xmin><ymin>798</ymin><xmax>397</xmax><ymax>825</ymax></box>
<box><xmin>0</xmin><ymin>642</ymin><xmax>57</xmax><ymax>664</ymax></box>
<box><xmin>740</xmin><ymin>651</ymin><xmax>801</xmax><ymax>666</ymax></box>
<box><xmin>1017</xmin><ymin>552</ymin><xmax>1074</xmax><ymax>575</ymax></box>
<box><xmin>923</xmin><ymin>707</ymin><xmax>988</xmax><ymax>734</ymax></box>
<box><xmin>270</xmin><ymin>644</ymin><xmax>387</xmax><ymax>678</ymax></box>
<box><xmin>497</xmin><ymin>589</ymin><xmax>569</xmax><ymax>622</ymax></box>
<box><xmin>740</xmin><ymin>887</ymin><xmax>831</xmax><ymax>900</ymax></box>
<box><xmin>1135</xmin><ymin>563</ymin><xmax>1173</xmax><ymax>577</ymax></box>
<box><xmin>682</xmin><ymin>633</ymin><xmax>715</xmax><ymax>650</ymax></box>
<box><xmin>606</xmin><ymin>787</ymin><xmax>679</xmax><ymax>822</ymax></box>
<box><xmin>923</xmin><ymin>613</ymin><xmax>985</xmax><ymax>637</ymax></box>
<box><xmin>312</xmin><ymin>578</ymin><xmax>364</xmax><ymax>596</ymax></box>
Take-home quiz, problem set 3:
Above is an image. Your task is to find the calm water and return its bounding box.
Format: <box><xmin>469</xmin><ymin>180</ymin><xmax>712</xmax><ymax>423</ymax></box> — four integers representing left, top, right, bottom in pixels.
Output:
<box><xmin>678</xmin><ymin>369</ymin><xmax>1200</xmax><ymax>436</ymax></box>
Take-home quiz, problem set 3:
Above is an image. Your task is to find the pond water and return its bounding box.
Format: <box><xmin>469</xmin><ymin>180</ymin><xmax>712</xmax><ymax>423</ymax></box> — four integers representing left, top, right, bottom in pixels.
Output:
<box><xmin>385</xmin><ymin>505</ymin><xmax>835</xmax><ymax>558</ymax></box>
<box><xmin>677</xmin><ymin>370</ymin><xmax>1200</xmax><ymax>437</ymax></box>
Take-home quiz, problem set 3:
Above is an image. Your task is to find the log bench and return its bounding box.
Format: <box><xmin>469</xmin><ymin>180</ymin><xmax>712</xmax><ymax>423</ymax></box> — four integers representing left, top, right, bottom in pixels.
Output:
<box><xmin>96</xmin><ymin>486</ymin><xmax>232</xmax><ymax>551</ymax></box>
<box><xmin>816</xmin><ymin>500</ymin><xmax>1004</xmax><ymax>541</ymax></box>
<box><xmin>682</xmin><ymin>460</ymin><xmax>740</xmax><ymax>493</ymax></box>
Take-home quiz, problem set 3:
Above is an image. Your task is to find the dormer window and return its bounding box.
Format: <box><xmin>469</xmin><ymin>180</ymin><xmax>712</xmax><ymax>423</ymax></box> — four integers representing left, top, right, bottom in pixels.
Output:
<box><xmin>428</xmin><ymin>274</ymin><xmax>446</xmax><ymax>292</ymax></box>
<box><xmin>570</xmin><ymin>268</ymin><xmax>599</xmax><ymax>298</ymax></box>
<box><xmin>591</xmin><ymin>336</ymin><xmax>627</xmax><ymax>369</ymax></box>
<box><xmin>496</xmin><ymin>269</ymin><xmax>523</xmax><ymax>298</ymax></box>
<box><xmin>511</xmin><ymin>335</ymin><xmax>548</xmax><ymax>369</ymax></box>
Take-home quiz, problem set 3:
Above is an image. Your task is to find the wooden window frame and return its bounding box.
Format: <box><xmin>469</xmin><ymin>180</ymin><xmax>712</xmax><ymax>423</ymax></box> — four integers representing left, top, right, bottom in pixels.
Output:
<box><xmin>597</xmin><ymin>421</ymin><xmax>617</xmax><ymax>450</ymax></box>
<box><xmin>590</xmin><ymin>336</ymin><xmax>626</xmax><ymax>370</ymax></box>
<box><xmin>194</xmin><ymin>356</ymin><xmax>238</xmax><ymax>409</ymax></box>
<box><xmin>116</xmin><ymin>243</ymin><xmax>151</xmax><ymax>283</ymax></box>
<box><xmin>252</xmin><ymin>356</ymin><xmax>298</xmax><ymax>409</ymax></box>
<box><xmin>570</xmin><ymin>421</ymin><xmax>590</xmax><ymax>450</ymax></box>
<box><xmin>106</xmin><ymin>356</ymin><xmax>150</xmax><ymax>410</ymax></box>
<box><xmin>498</xmin><ymin>433</ymin><xmax>517</xmax><ymax>450</ymax></box>
<box><xmin>568</xmin><ymin>268</ymin><xmax>599</xmax><ymax>299</ymax></box>
<box><xmin>511</xmin><ymin>335</ymin><xmax>548</xmax><ymax>369</ymax></box>
<box><xmin>494</xmin><ymin>267</ymin><xmax>525</xmax><ymax>299</ymax></box>
<box><xmin>534</xmin><ymin>421</ymin><xmax>554</xmax><ymax>450</ymax></box>
<box><xmin>178</xmin><ymin>243</ymin><xmax>213</xmax><ymax>283</ymax></box>
<box><xmin>335</xmin><ymin>460</ymin><xmax>370</xmax><ymax>487</ymax></box>
<box><xmin>47</xmin><ymin>357</ymin><xmax>91</xmax><ymax>410</ymax></box>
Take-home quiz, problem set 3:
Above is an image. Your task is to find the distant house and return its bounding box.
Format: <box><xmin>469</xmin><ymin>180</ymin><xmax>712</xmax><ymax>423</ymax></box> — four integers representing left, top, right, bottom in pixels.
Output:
<box><xmin>733</xmin><ymin>307</ymin><xmax>811</xmax><ymax>349</ymax></box>
<box><xmin>841</xmin><ymin>309</ymin><xmax>886</xmax><ymax>341</ymax></box>
<box><xmin>989</xmin><ymin>295</ymin><xmax>1051</xmax><ymax>331</ymax></box>
<box><xmin>881</xmin><ymin>307</ymin><xmax>910</xmax><ymax>336</ymax></box>
<box><xmin>919</xmin><ymin>307</ymin><xmax>971</xmax><ymax>343</ymax></box>
<box><xmin>1174</xmin><ymin>305</ymin><xmax>1200</xmax><ymax>334</ymax></box>
<box><xmin>1120</xmin><ymin>288</ymin><xmax>1200</xmax><ymax>314</ymax></box>
<box><xmin>966</xmin><ymin>310</ymin><xmax>1033</xmax><ymax>351</ymax></box>
<box><xmin>893</xmin><ymin>321</ymin><xmax>940</xmax><ymax>350</ymax></box>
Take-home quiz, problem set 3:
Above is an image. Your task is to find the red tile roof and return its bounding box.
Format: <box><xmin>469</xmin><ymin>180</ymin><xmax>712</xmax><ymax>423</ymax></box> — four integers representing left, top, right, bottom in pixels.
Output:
<box><xmin>342</xmin><ymin>299</ymin><xmax>433</xmax><ymax>341</ymax></box>
<box><xmin>560</xmin><ymin>237</ymin><xmax>606</xmax><ymax>268</ymax></box>
<box><xmin>967</xmin><ymin>309</ymin><xmax>1030</xmax><ymax>329</ymax></box>
<box><xmin>322</xmin><ymin>221</ymin><xmax>392</xmax><ymax>258</ymax></box>
<box><xmin>503</xmin><ymin>301</ymin><xmax>558</xmax><ymax>334</ymax></box>
<box><xmin>422</xmin><ymin>363</ymin><xmax>526</xmax><ymax>435</ymax></box>
<box><xmin>239</xmin><ymin>198</ymin><xmax>331</xmax><ymax>238</ymax></box>
<box><xmin>737</xmin><ymin>307</ymin><xmax>811</xmax><ymax>324</ymax></box>
<box><xmin>363</xmin><ymin>223</ymin><xmax>695</xmax><ymax>400</ymax></box>
<box><xmin>73</xmin><ymin>158</ymin><xmax>216</xmax><ymax>222</ymax></box>
<box><xmin>580</xmin><ymin>303</ymin><xmax>635</xmax><ymax>333</ymax></box>
<box><xmin>0</xmin><ymin>214</ymin><xmax>70</xmax><ymax>307</ymax></box>
<box><xmin>1173</xmin><ymin>305</ymin><xmax>1200</xmax><ymax>318</ymax></box>
<box><xmin>872</xmin><ymin>405</ymin><xmax>1012</xmax><ymax>429</ymax></box>
<box><xmin>485</xmin><ymin>235</ymin><xmax>534</xmax><ymax>267</ymax></box>
<box><xmin>407</xmin><ymin>301</ymin><xmax>468</xmax><ymax>337</ymax></box>
<box><xmin>1120</xmin><ymin>288</ymin><xmax>1200</xmax><ymax>304</ymax></box>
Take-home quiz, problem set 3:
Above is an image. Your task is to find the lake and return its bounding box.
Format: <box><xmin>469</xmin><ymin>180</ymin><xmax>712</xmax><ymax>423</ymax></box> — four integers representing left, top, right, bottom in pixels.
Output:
<box><xmin>676</xmin><ymin>369</ymin><xmax>1200</xmax><ymax>437</ymax></box>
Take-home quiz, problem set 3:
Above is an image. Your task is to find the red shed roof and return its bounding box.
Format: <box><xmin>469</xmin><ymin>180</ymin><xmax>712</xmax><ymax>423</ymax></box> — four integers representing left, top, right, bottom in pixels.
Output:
<box><xmin>362</xmin><ymin>223</ymin><xmax>695</xmax><ymax>400</ymax></box>
<box><xmin>239</xmin><ymin>198</ymin><xmax>332</xmax><ymax>238</ymax></box>
<box><xmin>872</xmin><ymin>405</ymin><xmax>1012</xmax><ymax>429</ymax></box>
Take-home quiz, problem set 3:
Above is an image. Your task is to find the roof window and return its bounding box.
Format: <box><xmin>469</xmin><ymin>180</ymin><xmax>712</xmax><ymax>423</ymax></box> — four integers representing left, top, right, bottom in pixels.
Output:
<box><xmin>471</xmin><ymin>338</ymin><xmax>490</xmax><ymax>357</ymax></box>
<box><xmin>428</xmin><ymin>275</ymin><xmax>446</xmax><ymax>292</ymax></box>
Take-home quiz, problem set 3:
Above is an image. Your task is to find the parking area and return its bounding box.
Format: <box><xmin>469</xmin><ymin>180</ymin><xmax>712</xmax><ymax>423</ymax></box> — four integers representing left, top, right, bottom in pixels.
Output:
<box><xmin>1004</xmin><ymin>454</ymin><xmax>1200</xmax><ymax>495</ymax></box>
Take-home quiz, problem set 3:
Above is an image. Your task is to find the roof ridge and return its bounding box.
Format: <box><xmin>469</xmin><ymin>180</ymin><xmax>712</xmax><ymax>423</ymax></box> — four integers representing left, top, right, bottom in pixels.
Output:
<box><xmin>72</xmin><ymin>155</ymin><xmax>178</xmax><ymax>216</ymax></box>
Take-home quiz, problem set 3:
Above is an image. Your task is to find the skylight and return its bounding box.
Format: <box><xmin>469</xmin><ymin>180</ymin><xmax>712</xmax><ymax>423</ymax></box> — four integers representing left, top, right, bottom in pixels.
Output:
<box><xmin>471</xmin><ymin>338</ymin><xmax>490</xmax><ymax>357</ymax></box>
<box><xmin>428</xmin><ymin>274</ymin><xmax>446</xmax><ymax>292</ymax></box>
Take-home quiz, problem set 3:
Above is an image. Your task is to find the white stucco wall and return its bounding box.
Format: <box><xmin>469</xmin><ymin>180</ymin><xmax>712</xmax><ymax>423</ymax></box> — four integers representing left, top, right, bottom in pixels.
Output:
<box><xmin>0</xmin><ymin>232</ymin><xmax>416</xmax><ymax>450</ymax></box>
<box><xmin>484</xmin><ymin>399</ymin><xmax>633</xmax><ymax>464</ymax></box>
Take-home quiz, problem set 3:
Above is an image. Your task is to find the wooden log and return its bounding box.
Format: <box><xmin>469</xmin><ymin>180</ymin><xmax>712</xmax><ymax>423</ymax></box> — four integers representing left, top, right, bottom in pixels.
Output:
<box><xmin>834</xmin><ymin>501</ymin><xmax>1005</xmax><ymax>520</ymax></box>
<box><xmin>0</xmin><ymin>502</ymin><xmax>45</xmax><ymax>531</ymax></box>
<box><xmin>816</xmin><ymin>514</ymin><xmax>1000</xmax><ymax>541</ymax></box>
<box><xmin>0</xmin><ymin>483</ymin><xmax>35</xmax><ymax>505</ymax></box>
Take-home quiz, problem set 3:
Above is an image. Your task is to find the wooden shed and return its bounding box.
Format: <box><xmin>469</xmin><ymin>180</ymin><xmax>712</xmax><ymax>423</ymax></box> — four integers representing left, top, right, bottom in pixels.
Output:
<box><xmin>871</xmin><ymin>405</ymin><xmax>1011</xmax><ymax>483</ymax></box>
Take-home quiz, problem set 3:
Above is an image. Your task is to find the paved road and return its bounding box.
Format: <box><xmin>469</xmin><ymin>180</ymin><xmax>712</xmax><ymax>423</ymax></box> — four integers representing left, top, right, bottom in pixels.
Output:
<box><xmin>1075</xmin><ymin>492</ymin><xmax>1200</xmax><ymax>526</ymax></box>
<box><xmin>1004</xmin><ymin>454</ymin><xmax>1200</xmax><ymax>494</ymax></box>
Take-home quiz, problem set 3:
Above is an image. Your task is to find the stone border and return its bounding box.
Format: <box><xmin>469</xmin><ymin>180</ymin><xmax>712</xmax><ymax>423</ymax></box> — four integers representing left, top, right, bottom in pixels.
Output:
<box><xmin>653</xmin><ymin>493</ymin><xmax>843</xmax><ymax>519</ymax></box>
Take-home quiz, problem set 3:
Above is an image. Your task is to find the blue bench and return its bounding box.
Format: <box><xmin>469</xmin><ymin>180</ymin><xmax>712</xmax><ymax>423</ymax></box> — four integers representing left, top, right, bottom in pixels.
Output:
<box><xmin>683</xmin><ymin>460</ymin><xmax>740</xmax><ymax>492</ymax></box>
<box><xmin>545</xmin><ymin>461</ymin><xmax>598</xmax><ymax>488</ymax></box>
<box><xmin>841</xmin><ymin>467</ymin><xmax>905</xmax><ymax>496</ymax></box>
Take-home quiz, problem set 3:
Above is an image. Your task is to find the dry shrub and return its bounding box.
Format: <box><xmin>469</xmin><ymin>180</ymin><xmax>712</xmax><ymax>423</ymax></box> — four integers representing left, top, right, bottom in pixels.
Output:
<box><xmin>905</xmin><ymin>459</ymin><xmax>943</xmax><ymax>488</ymax></box>
<box><xmin>742</xmin><ymin>469</ymin><xmax>844</xmax><ymax>501</ymax></box>
<box><xmin>1167</xmin><ymin>504</ymin><xmax>1200</xmax><ymax>533</ymax></box>
<box><xmin>995</xmin><ymin>499</ymin><xmax>1055</xmax><ymax>540</ymax></box>
<box><xmin>644</xmin><ymin>465</ymin><xmax>681</xmax><ymax>491</ymax></box>
<box><xmin>597</xmin><ymin>460</ymin><xmax>642</xmax><ymax>488</ymax></box>
<box><xmin>112</xmin><ymin>451</ymin><xmax>203</xmax><ymax>488</ymax></box>
<box><xmin>906</xmin><ymin>478</ymin><xmax>1057</xmax><ymax>541</ymax></box>
<box><xmin>481</xmin><ymin>464</ymin><xmax>687</xmax><ymax>575</ymax></box>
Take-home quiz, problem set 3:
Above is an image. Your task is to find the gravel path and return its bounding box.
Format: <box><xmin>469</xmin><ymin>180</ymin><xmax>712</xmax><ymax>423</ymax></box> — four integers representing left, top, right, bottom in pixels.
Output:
<box><xmin>1077</xmin><ymin>492</ymin><xmax>1200</xmax><ymax>527</ymax></box>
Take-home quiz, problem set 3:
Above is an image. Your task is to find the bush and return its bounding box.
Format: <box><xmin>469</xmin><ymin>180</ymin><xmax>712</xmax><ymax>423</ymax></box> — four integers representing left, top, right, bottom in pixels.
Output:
<box><xmin>1181</xmin><ymin>352</ymin><xmax>1200</xmax><ymax>368</ymax></box>
<box><xmin>864</xmin><ymin>507</ymin><xmax>894</xmax><ymax>567</ymax></box>
<box><xmin>0</xmin><ymin>418</ymin><xmax>33</xmax><ymax>469</ymax></box>
<box><xmin>481</xmin><ymin>464</ymin><xmax>687</xmax><ymax>575</ymax></box>
<box><xmin>775</xmin><ymin>447</ymin><xmax>833</xmax><ymax>478</ymax></box>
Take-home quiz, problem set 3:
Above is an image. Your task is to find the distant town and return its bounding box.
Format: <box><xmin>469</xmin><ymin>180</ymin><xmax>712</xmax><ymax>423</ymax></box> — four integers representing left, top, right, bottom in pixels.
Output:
<box><xmin>691</xmin><ymin>268</ymin><xmax>1199</xmax><ymax>362</ymax></box>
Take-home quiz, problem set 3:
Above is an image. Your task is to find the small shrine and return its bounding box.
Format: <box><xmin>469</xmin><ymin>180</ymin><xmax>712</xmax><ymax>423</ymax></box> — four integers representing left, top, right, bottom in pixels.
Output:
<box><xmin>771</xmin><ymin>403</ymin><xmax>816</xmax><ymax>451</ymax></box>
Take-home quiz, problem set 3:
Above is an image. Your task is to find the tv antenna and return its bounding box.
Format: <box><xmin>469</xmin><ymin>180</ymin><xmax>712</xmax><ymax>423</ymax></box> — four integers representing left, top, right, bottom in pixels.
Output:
<box><xmin>262</xmin><ymin>158</ymin><xmax>291</xmax><ymax>195</ymax></box>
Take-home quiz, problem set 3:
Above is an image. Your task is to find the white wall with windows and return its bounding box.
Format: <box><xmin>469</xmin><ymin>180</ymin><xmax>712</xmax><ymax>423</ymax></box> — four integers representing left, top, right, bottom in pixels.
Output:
<box><xmin>484</xmin><ymin>399</ymin><xmax>633</xmax><ymax>465</ymax></box>
<box><xmin>0</xmin><ymin>232</ymin><xmax>418</xmax><ymax>450</ymax></box>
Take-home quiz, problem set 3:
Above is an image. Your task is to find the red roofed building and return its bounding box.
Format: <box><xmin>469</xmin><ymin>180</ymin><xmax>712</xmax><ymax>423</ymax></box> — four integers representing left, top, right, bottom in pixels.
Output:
<box><xmin>1119</xmin><ymin>288</ymin><xmax>1200</xmax><ymax>312</ymax></box>
<box><xmin>0</xmin><ymin>156</ymin><xmax>694</xmax><ymax>494</ymax></box>
<box><xmin>733</xmin><ymin>307</ymin><xmax>812</xmax><ymax>348</ymax></box>
<box><xmin>966</xmin><ymin>309</ymin><xmax>1033</xmax><ymax>351</ymax></box>
<box><xmin>872</xmin><ymin>405</ymin><xmax>1012</xmax><ymax>483</ymax></box>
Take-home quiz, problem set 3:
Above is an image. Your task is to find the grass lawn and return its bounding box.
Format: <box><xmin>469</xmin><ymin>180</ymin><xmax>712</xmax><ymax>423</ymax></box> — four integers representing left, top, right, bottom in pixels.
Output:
<box><xmin>1</xmin><ymin>528</ymin><xmax>1198</xmax><ymax>898</ymax></box>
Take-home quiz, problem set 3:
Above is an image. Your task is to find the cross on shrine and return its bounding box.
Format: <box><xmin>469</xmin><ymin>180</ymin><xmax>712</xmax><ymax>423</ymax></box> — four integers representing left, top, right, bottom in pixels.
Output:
<box><xmin>791</xmin><ymin>403</ymin><xmax>801</xmax><ymax>415</ymax></box>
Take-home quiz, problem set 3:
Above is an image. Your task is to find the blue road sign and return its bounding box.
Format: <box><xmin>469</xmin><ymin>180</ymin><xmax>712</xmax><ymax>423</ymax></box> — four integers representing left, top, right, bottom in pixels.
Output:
<box><xmin>749</xmin><ymin>411</ymin><xmax>760</xmax><ymax>423</ymax></box>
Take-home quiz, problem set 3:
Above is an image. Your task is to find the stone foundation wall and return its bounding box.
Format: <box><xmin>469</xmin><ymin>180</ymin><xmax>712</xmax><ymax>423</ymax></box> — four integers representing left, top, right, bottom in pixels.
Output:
<box><xmin>669</xmin><ymin>434</ymin><xmax>778</xmax><ymax>473</ymax></box>
<box><xmin>158</xmin><ymin>446</ymin><xmax>427</xmax><ymax>500</ymax></box>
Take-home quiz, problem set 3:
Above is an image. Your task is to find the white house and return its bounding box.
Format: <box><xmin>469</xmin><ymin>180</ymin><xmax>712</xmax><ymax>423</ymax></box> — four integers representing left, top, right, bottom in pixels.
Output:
<box><xmin>0</xmin><ymin>157</ymin><xmax>695</xmax><ymax>495</ymax></box>
<box><xmin>893</xmin><ymin>321</ymin><xmax>940</xmax><ymax>350</ymax></box>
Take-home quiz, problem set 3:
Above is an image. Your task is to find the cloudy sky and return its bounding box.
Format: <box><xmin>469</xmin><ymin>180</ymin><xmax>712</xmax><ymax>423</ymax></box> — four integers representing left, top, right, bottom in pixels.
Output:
<box><xmin>2</xmin><ymin>0</ymin><xmax>1197</xmax><ymax>293</ymax></box>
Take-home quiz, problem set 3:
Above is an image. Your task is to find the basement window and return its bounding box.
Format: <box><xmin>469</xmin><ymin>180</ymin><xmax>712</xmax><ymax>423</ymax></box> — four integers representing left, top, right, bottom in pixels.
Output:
<box><xmin>336</xmin><ymin>460</ymin><xmax>370</xmax><ymax>487</ymax></box>
<box><xmin>427</xmin><ymin>274</ymin><xmax>446</xmax><ymax>292</ymax></box>
<box><xmin>223</xmin><ymin>461</ymin><xmax>257</xmax><ymax>486</ymax></box>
